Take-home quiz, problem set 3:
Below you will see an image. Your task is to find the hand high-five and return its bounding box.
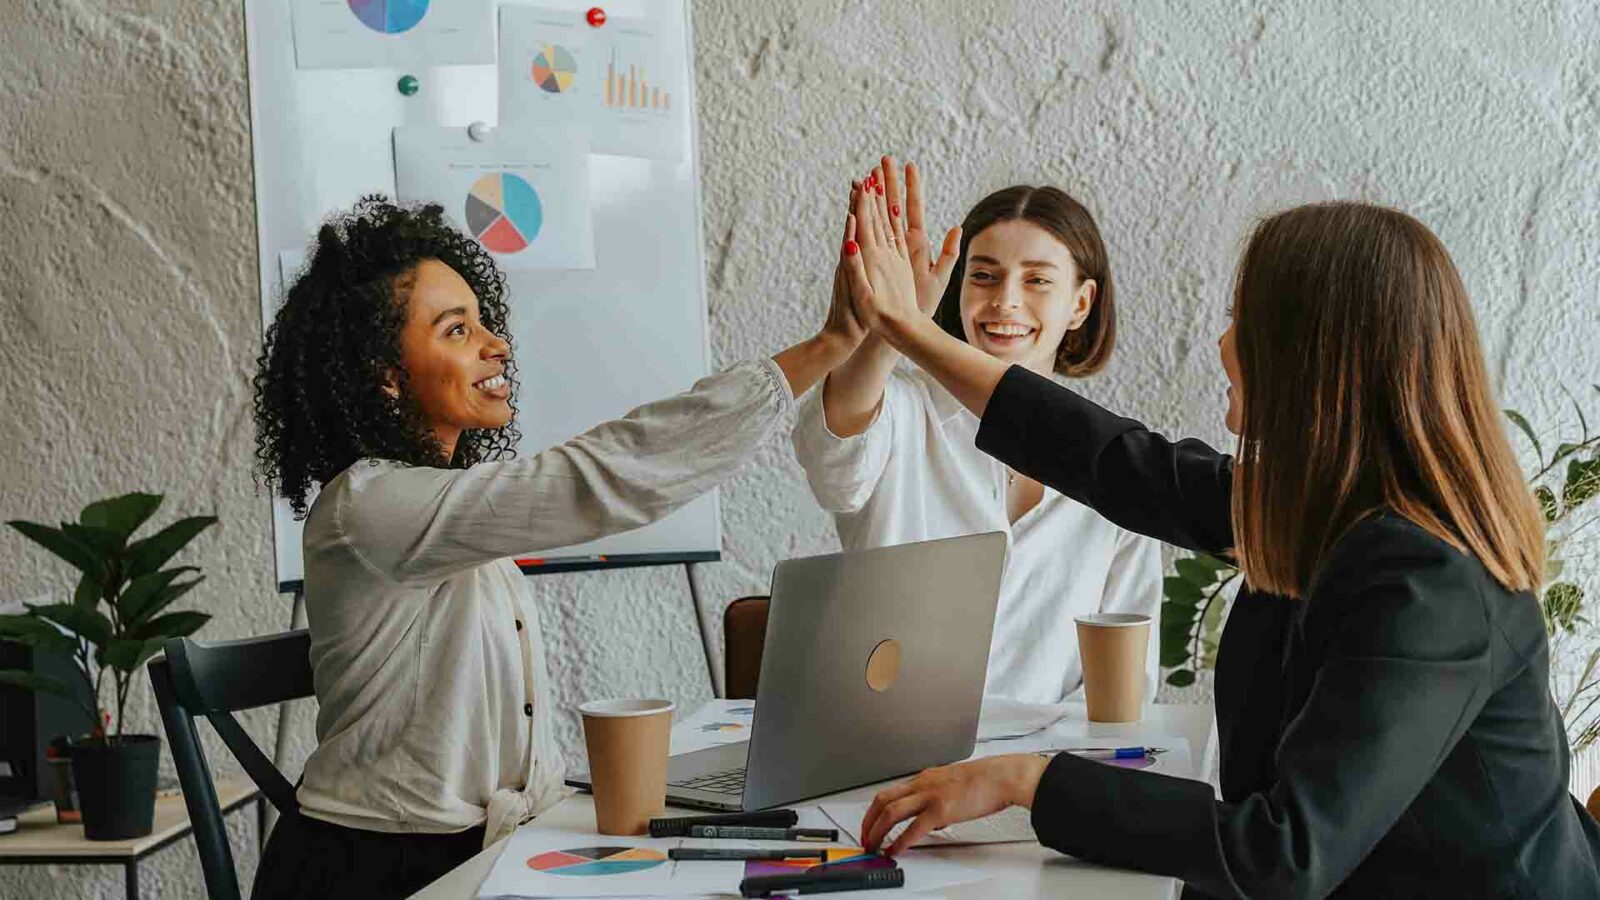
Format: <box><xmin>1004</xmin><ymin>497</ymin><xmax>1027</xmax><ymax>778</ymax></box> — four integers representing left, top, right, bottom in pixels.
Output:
<box><xmin>898</xmin><ymin>160</ymin><xmax>963</xmax><ymax>315</ymax></box>
<box><xmin>839</xmin><ymin>160</ymin><xmax>922</xmax><ymax>336</ymax></box>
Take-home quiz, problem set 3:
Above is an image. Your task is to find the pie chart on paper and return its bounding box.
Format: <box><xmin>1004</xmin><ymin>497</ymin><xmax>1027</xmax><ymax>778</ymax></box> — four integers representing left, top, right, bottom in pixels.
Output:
<box><xmin>532</xmin><ymin>44</ymin><xmax>578</xmax><ymax>93</ymax></box>
<box><xmin>527</xmin><ymin>846</ymin><xmax>667</xmax><ymax>876</ymax></box>
<box><xmin>465</xmin><ymin>173</ymin><xmax>543</xmax><ymax>255</ymax></box>
<box><xmin>348</xmin><ymin>0</ymin><xmax>428</xmax><ymax>34</ymax></box>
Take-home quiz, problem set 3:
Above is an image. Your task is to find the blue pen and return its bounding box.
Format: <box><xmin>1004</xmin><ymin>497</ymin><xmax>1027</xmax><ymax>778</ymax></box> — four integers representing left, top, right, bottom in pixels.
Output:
<box><xmin>1055</xmin><ymin>746</ymin><xmax>1166</xmax><ymax>760</ymax></box>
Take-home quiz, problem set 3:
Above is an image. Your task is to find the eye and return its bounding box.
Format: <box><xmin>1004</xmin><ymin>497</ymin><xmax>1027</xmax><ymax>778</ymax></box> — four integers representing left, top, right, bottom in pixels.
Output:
<box><xmin>969</xmin><ymin>271</ymin><xmax>996</xmax><ymax>282</ymax></box>
<box><xmin>447</xmin><ymin>322</ymin><xmax>468</xmax><ymax>337</ymax></box>
<box><xmin>1027</xmin><ymin>276</ymin><xmax>1053</xmax><ymax>286</ymax></box>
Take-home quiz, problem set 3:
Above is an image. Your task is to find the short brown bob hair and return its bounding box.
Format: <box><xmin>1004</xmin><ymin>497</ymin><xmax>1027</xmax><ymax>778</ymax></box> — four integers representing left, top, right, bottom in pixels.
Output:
<box><xmin>933</xmin><ymin>186</ymin><xmax>1115</xmax><ymax>377</ymax></box>
<box><xmin>1231</xmin><ymin>202</ymin><xmax>1544</xmax><ymax>598</ymax></box>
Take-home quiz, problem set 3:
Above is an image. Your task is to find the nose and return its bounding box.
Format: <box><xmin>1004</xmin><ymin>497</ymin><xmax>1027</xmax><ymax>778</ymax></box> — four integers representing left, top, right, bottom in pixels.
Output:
<box><xmin>481</xmin><ymin>331</ymin><xmax>509</xmax><ymax>361</ymax></box>
<box><xmin>991</xmin><ymin>276</ymin><xmax>1023</xmax><ymax>310</ymax></box>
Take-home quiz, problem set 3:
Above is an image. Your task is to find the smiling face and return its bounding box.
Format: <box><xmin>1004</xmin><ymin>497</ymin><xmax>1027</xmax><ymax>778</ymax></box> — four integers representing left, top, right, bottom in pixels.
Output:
<box><xmin>958</xmin><ymin>220</ymin><xmax>1095</xmax><ymax>374</ymax></box>
<box><xmin>394</xmin><ymin>258</ymin><xmax>513</xmax><ymax>459</ymax></box>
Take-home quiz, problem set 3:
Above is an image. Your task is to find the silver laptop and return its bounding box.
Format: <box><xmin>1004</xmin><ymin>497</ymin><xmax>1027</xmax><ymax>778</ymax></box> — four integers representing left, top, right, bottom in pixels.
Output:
<box><xmin>567</xmin><ymin>532</ymin><xmax>1007</xmax><ymax>811</ymax></box>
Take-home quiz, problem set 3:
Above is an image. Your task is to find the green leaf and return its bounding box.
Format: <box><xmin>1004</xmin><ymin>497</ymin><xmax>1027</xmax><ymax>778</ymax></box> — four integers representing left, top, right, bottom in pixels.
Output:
<box><xmin>73</xmin><ymin>573</ymin><xmax>101</xmax><ymax>610</ymax></box>
<box><xmin>1165</xmin><ymin>669</ymin><xmax>1196</xmax><ymax>688</ymax></box>
<box><xmin>125</xmin><ymin>516</ymin><xmax>217</xmax><ymax>578</ymax></box>
<box><xmin>118</xmin><ymin>568</ymin><xmax>200</xmax><ymax>626</ymax></box>
<box><xmin>1547</xmin><ymin>558</ymin><xmax>1566</xmax><ymax>582</ymax></box>
<box><xmin>59</xmin><ymin>523</ymin><xmax>124</xmax><ymax>559</ymax></box>
<box><xmin>102</xmin><ymin>638</ymin><xmax>166</xmax><ymax>672</ymax></box>
<box><xmin>0</xmin><ymin>615</ymin><xmax>77</xmax><ymax>655</ymax></box>
<box><xmin>1163</xmin><ymin>576</ymin><xmax>1204</xmax><ymax>606</ymax></box>
<box><xmin>5</xmin><ymin>520</ymin><xmax>104</xmax><ymax>583</ymax></box>
<box><xmin>1535</xmin><ymin>486</ymin><xmax>1560</xmax><ymax>522</ymax></box>
<box><xmin>1504</xmin><ymin>409</ymin><xmax>1543</xmax><ymax>462</ymax></box>
<box><xmin>0</xmin><ymin>669</ymin><xmax>77</xmax><ymax>700</ymax></box>
<box><xmin>1194</xmin><ymin>554</ymin><xmax>1237</xmax><ymax>575</ymax></box>
<box><xmin>79</xmin><ymin>493</ymin><xmax>162</xmax><ymax>540</ymax></box>
<box><xmin>1544</xmin><ymin>582</ymin><xmax>1585</xmax><ymax>635</ymax></box>
<box><xmin>1175</xmin><ymin>557</ymin><xmax>1219</xmax><ymax>587</ymax></box>
<box><xmin>1564</xmin><ymin>458</ymin><xmax>1600</xmax><ymax>511</ymax></box>
<box><xmin>130</xmin><ymin>611</ymin><xmax>210</xmax><ymax>641</ymax></box>
<box><xmin>24</xmin><ymin>603</ymin><xmax>112</xmax><ymax>648</ymax></box>
<box><xmin>1554</xmin><ymin>443</ymin><xmax>1584</xmax><ymax>466</ymax></box>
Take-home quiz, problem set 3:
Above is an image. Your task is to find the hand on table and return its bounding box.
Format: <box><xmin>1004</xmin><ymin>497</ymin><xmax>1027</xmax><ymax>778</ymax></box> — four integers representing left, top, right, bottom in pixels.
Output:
<box><xmin>859</xmin><ymin>753</ymin><xmax>1051</xmax><ymax>857</ymax></box>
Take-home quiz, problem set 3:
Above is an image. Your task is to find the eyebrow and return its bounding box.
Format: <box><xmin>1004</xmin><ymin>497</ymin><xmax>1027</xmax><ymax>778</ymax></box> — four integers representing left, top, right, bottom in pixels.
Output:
<box><xmin>968</xmin><ymin>255</ymin><xmax>1059</xmax><ymax>270</ymax></box>
<box><xmin>431</xmin><ymin>306</ymin><xmax>469</xmax><ymax>326</ymax></box>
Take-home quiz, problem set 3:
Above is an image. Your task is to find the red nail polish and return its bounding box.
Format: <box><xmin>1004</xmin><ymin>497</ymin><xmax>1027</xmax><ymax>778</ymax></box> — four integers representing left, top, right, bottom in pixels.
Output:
<box><xmin>891</xmin><ymin>204</ymin><xmax>901</xmax><ymax>216</ymax></box>
<box><xmin>844</xmin><ymin>240</ymin><xmax>860</xmax><ymax>256</ymax></box>
<box><xmin>876</xmin><ymin>184</ymin><xmax>885</xmax><ymax>196</ymax></box>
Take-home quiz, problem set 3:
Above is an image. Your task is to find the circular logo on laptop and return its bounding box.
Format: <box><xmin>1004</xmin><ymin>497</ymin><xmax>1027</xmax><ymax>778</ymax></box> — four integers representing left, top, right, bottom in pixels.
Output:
<box><xmin>865</xmin><ymin>639</ymin><xmax>902</xmax><ymax>692</ymax></box>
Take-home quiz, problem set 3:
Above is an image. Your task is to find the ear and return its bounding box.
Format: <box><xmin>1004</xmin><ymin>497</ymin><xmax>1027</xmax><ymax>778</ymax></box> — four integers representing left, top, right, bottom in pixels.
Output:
<box><xmin>1067</xmin><ymin>279</ymin><xmax>1097</xmax><ymax>330</ymax></box>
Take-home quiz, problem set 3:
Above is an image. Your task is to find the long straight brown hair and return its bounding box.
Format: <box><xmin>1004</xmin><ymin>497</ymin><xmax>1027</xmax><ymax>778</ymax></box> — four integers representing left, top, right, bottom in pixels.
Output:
<box><xmin>1231</xmin><ymin>202</ymin><xmax>1544</xmax><ymax>597</ymax></box>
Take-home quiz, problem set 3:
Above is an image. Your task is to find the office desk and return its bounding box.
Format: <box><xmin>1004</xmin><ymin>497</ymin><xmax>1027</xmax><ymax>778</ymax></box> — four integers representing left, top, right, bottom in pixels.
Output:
<box><xmin>0</xmin><ymin>780</ymin><xmax>259</xmax><ymax>900</ymax></box>
<box><xmin>415</xmin><ymin>700</ymin><xmax>1216</xmax><ymax>899</ymax></box>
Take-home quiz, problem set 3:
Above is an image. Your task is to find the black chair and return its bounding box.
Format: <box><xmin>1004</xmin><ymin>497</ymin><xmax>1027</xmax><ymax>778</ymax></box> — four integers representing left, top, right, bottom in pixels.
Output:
<box><xmin>147</xmin><ymin>630</ymin><xmax>314</xmax><ymax>900</ymax></box>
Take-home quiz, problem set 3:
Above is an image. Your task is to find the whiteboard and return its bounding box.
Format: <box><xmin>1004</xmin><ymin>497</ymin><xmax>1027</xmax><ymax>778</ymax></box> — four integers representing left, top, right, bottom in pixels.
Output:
<box><xmin>245</xmin><ymin>0</ymin><xmax>718</xmax><ymax>592</ymax></box>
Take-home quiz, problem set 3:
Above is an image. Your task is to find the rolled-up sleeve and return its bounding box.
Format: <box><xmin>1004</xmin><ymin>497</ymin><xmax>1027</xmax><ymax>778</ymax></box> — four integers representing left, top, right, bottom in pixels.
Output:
<box><xmin>790</xmin><ymin>377</ymin><xmax>900</xmax><ymax>515</ymax></box>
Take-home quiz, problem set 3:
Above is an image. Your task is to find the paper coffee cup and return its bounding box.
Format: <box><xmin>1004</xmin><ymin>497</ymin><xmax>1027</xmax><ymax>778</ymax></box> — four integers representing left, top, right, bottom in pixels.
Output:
<box><xmin>1075</xmin><ymin>613</ymin><xmax>1150</xmax><ymax>723</ymax></box>
<box><xmin>579</xmin><ymin>698</ymin><xmax>675</xmax><ymax>835</ymax></box>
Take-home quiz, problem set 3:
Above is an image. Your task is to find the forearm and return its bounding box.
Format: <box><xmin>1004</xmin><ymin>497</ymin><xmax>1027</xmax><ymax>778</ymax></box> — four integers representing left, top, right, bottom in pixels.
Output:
<box><xmin>820</xmin><ymin>336</ymin><xmax>900</xmax><ymax>436</ymax></box>
<box><xmin>879</xmin><ymin>313</ymin><xmax>1008</xmax><ymax>419</ymax></box>
<box><xmin>772</xmin><ymin>333</ymin><xmax>856</xmax><ymax>398</ymax></box>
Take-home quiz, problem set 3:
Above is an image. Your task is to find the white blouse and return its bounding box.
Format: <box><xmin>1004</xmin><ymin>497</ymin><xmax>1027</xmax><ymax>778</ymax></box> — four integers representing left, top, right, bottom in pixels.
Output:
<box><xmin>792</xmin><ymin>364</ymin><xmax>1163</xmax><ymax>705</ymax></box>
<box><xmin>295</xmin><ymin>359</ymin><xmax>794</xmax><ymax>845</ymax></box>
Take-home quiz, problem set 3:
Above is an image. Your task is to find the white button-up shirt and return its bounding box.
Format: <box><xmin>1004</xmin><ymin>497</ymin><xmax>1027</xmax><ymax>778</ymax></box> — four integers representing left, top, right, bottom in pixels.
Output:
<box><xmin>792</xmin><ymin>364</ymin><xmax>1162</xmax><ymax>704</ymax></box>
<box><xmin>296</xmin><ymin>360</ymin><xmax>793</xmax><ymax>844</ymax></box>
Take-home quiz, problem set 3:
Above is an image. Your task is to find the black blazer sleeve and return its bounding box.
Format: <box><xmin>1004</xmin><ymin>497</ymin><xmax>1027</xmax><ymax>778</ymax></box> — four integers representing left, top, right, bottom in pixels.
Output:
<box><xmin>1027</xmin><ymin>522</ymin><xmax>1496</xmax><ymax>899</ymax></box>
<box><xmin>974</xmin><ymin>365</ymin><xmax>1234</xmax><ymax>556</ymax></box>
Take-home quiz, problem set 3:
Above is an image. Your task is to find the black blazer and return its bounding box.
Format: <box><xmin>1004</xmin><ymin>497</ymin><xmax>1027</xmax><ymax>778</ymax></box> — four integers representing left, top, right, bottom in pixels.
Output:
<box><xmin>975</xmin><ymin>366</ymin><xmax>1600</xmax><ymax>899</ymax></box>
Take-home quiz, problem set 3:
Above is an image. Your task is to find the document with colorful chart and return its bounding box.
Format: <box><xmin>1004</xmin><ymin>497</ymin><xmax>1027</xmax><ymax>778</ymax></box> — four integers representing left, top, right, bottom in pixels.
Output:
<box><xmin>475</xmin><ymin>828</ymin><xmax>734</xmax><ymax>898</ymax></box>
<box><xmin>393</xmin><ymin>126</ymin><xmax>595</xmax><ymax>271</ymax></box>
<box><xmin>290</xmin><ymin>0</ymin><xmax>494</xmax><ymax>69</ymax></box>
<box><xmin>498</xmin><ymin>5</ymin><xmax>687</xmax><ymax>160</ymax></box>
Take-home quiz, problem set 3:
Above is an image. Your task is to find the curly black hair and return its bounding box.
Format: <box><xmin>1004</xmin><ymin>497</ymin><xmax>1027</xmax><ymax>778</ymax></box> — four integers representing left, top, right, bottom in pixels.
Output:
<box><xmin>252</xmin><ymin>196</ymin><xmax>520</xmax><ymax>517</ymax></box>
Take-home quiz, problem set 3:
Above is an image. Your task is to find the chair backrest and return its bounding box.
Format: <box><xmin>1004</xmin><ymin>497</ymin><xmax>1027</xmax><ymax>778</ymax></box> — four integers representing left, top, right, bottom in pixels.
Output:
<box><xmin>147</xmin><ymin>630</ymin><xmax>314</xmax><ymax>900</ymax></box>
<box><xmin>722</xmin><ymin>596</ymin><xmax>769</xmax><ymax>700</ymax></box>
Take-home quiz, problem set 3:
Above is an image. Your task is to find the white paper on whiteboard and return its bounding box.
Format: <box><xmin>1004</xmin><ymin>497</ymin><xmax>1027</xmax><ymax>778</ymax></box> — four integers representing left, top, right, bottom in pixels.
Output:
<box><xmin>393</xmin><ymin>125</ymin><xmax>595</xmax><ymax>270</ymax></box>
<box><xmin>291</xmin><ymin>0</ymin><xmax>495</xmax><ymax>70</ymax></box>
<box><xmin>498</xmin><ymin>5</ymin><xmax>686</xmax><ymax>160</ymax></box>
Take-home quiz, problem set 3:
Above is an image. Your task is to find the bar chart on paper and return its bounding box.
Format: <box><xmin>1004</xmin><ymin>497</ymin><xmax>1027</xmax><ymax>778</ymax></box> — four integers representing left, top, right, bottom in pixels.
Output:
<box><xmin>605</xmin><ymin>49</ymin><xmax>670</xmax><ymax>111</ymax></box>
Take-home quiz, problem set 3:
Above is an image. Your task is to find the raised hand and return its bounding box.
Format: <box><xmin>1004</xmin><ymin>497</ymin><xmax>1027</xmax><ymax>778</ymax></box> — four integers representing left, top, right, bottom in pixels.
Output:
<box><xmin>840</xmin><ymin>164</ymin><xmax>921</xmax><ymax>336</ymax></box>
<box><xmin>822</xmin><ymin>191</ymin><xmax>868</xmax><ymax>349</ymax></box>
<box><xmin>898</xmin><ymin>160</ymin><xmax>962</xmax><ymax>315</ymax></box>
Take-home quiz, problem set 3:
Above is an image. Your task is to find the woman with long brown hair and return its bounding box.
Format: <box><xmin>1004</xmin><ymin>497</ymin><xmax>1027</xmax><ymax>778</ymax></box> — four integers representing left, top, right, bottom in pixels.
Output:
<box><xmin>838</xmin><ymin>179</ymin><xmax>1600</xmax><ymax>896</ymax></box>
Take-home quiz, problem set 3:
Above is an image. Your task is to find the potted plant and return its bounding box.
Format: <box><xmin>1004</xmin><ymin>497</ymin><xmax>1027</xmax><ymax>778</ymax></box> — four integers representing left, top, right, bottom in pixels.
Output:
<box><xmin>0</xmin><ymin>492</ymin><xmax>216</xmax><ymax>839</ymax></box>
<box><xmin>1160</xmin><ymin>391</ymin><xmax>1600</xmax><ymax>798</ymax></box>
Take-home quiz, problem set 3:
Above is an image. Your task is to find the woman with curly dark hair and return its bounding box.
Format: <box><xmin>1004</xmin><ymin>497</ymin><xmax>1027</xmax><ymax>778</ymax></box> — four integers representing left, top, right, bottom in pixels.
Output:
<box><xmin>250</xmin><ymin>195</ymin><xmax>866</xmax><ymax>897</ymax></box>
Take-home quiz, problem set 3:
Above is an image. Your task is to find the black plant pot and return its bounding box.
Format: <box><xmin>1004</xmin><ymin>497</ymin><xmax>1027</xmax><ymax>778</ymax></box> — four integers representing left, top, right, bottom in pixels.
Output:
<box><xmin>69</xmin><ymin>735</ymin><xmax>160</xmax><ymax>840</ymax></box>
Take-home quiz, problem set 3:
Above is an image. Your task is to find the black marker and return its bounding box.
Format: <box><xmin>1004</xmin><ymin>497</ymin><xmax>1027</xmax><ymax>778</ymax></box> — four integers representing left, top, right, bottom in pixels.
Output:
<box><xmin>669</xmin><ymin>848</ymin><xmax>827</xmax><ymax>861</ymax></box>
<box><xmin>740</xmin><ymin>867</ymin><xmax>905</xmax><ymax>897</ymax></box>
<box><xmin>649</xmin><ymin>809</ymin><xmax>799</xmax><ymax>838</ymax></box>
<box><xmin>689</xmin><ymin>825</ymin><xmax>838</xmax><ymax>841</ymax></box>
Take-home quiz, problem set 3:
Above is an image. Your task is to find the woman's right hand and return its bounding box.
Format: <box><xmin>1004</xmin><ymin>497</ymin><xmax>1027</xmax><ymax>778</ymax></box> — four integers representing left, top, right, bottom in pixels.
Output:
<box><xmin>840</xmin><ymin>162</ymin><xmax>923</xmax><ymax>338</ymax></box>
<box><xmin>897</xmin><ymin>160</ymin><xmax>962</xmax><ymax>316</ymax></box>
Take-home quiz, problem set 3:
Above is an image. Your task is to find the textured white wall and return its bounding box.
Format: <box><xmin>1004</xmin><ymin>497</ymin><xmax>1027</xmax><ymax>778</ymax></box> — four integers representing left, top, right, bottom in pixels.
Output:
<box><xmin>3</xmin><ymin>0</ymin><xmax>1599</xmax><ymax>895</ymax></box>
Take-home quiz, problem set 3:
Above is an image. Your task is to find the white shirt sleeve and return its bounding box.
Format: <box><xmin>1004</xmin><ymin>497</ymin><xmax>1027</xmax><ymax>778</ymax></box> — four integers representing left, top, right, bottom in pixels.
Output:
<box><xmin>1096</xmin><ymin>528</ymin><xmax>1166</xmax><ymax>699</ymax></box>
<box><xmin>335</xmin><ymin>358</ymin><xmax>794</xmax><ymax>584</ymax></box>
<box><xmin>790</xmin><ymin>374</ymin><xmax>910</xmax><ymax>515</ymax></box>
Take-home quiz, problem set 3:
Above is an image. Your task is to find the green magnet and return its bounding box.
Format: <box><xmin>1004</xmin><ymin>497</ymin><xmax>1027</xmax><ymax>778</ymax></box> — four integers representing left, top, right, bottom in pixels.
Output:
<box><xmin>397</xmin><ymin>75</ymin><xmax>420</xmax><ymax>96</ymax></box>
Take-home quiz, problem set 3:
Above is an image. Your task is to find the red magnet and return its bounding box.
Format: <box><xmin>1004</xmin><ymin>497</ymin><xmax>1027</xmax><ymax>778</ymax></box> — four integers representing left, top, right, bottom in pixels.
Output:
<box><xmin>586</xmin><ymin>7</ymin><xmax>607</xmax><ymax>27</ymax></box>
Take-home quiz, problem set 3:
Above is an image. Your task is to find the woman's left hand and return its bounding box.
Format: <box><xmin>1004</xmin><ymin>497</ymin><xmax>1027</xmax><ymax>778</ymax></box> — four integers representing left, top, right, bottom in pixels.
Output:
<box><xmin>860</xmin><ymin>753</ymin><xmax>1051</xmax><ymax>857</ymax></box>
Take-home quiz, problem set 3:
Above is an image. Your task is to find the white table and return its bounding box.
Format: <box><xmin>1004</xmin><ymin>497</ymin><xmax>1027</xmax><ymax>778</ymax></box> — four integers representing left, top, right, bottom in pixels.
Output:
<box><xmin>415</xmin><ymin>699</ymin><xmax>1216</xmax><ymax>900</ymax></box>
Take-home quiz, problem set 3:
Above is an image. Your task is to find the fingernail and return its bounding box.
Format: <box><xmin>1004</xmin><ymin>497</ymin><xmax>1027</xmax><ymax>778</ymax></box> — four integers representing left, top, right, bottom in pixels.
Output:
<box><xmin>891</xmin><ymin>204</ymin><xmax>900</xmax><ymax>216</ymax></box>
<box><xmin>876</xmin><ymin>184</ymin><xmax>885</xmax><ymax>195</ymax></box>
<box><xmin>844</xmin><ymin>239</ymin><xmax>860</xmax><ymax>256</ymax></box>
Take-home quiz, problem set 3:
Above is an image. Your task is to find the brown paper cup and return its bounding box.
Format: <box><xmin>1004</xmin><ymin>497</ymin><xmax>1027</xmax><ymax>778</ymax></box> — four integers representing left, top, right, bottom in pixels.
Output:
<box><xmin>579</xmin><ymin>698</ymin><xmax>675</xmax><ymax>835</ymax></box>
<box><xmin>1076</xmin><ymin>613</ymin><xmax>1150</xmax><ymax>723</ymax></box>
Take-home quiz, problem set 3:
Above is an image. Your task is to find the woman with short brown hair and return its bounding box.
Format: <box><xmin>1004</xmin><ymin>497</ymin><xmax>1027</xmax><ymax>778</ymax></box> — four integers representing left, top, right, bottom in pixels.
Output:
<box><xmin>839</xmin><ymin>188</ymin><xmax>1600</xmax><ymax>897</ymax></box>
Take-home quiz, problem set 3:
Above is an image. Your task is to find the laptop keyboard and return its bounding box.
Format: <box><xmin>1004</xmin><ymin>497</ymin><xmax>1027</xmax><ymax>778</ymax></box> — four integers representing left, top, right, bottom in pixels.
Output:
<box><xmin>670</xmin><ymin>766</ymin><xmax>745</xmax><ymax>795</ymax></box>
